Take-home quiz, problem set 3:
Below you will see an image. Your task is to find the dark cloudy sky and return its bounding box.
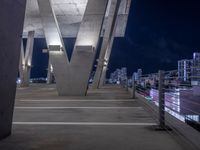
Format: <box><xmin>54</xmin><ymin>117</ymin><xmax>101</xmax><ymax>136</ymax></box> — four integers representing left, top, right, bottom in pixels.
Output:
<box><xmin>30</xmin><ymin>0</ymin><xmax>200</xmax><ymax>78</ymax></box>
<box><xmin>108</xmin><ymin>0</ymin><xmax>200</xmax><ymax>76</ymax></box>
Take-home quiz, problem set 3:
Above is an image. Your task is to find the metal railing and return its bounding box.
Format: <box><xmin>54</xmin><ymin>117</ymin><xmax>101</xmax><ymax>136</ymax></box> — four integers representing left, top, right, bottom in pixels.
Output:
<box><xmin>118</xmin><ymin>69</ymin><xmax>200</xmax><ymax>149</ymax></box>
<box><xmin>129</xmin><ymin>69</ymin><xmax>200</xmax><ymax>132</ymax></box>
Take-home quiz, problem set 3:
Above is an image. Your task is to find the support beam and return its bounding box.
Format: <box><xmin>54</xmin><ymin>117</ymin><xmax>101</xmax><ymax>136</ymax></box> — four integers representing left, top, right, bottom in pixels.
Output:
<box><xmin>47</xmin><ymin>62</ymin><xmax>54</xmax><ymax>84</ymax></box>
<box><xmin>19</xmin><ymin>31</ymin><xmax>35</xmax><ymax>87</ymax></box>
<box><xmin>99</xmin><ymin>0</ymin><xmax>132</xmax><ymax>87</ymax></box>
<box><xmin>92</xmin><ymin>0</ymin><xmax>121</xmax><ymax>89</ymax></box>
<box><xmin>37</xmin><ymin>0</ymin><xmax>70</xmax><ymax>95</ymax></box>
<box><xmin>0</xmin><ymin>0</ymin><xmax>26</xmax><ymax>140</ymax></box>
<box><xmin>99</xmin><ymin>37</ymin><xmax>115</xmax><ymax>87</ymax></box>
<box><xmin>42</xmin><ymin>49</ymin><xmax>54</xmax><ymax>84</ymax></box>
<box><xmin>67</xmin><ymin>0</ymin><xmax>109</xmax><ymax>95</ymax></box>
<box><xmin>38</xmin><ymin>0</ymin><xmax>108</xmax><ymax>96</ymax></box>
<box><xmin>19</xmin><ymin>40</ymin><xmax>25</xmax><ymax>83</ymax></box>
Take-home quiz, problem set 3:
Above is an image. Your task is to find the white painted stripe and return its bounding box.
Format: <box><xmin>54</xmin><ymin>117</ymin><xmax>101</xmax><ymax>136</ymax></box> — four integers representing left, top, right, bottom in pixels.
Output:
<box><xmin>19</xmin><ymin>100</ymin><xmax>134</xmax><ymax>102</ymax></box>
<box><xmin>15</xmin><ymin>107</ymin><xmax>142</xmax><ymax>109</ymax></box>
<box><xmin>13</xmin><ymin>122</ymin><xmax>156</xmax><ymax>126</ymax></box>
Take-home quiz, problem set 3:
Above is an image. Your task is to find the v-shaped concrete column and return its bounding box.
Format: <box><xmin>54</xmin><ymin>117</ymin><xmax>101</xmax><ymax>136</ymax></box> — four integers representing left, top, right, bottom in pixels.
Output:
<box><xmin>19</xmin><ymin>31</ymin><xmax>35</xmax><ymax>87</ymax></box>
<box><xmin>66</xmin><ymin>0</ymin><xmax>109</xmax><ymax>95</ymax></box>
<box><xmin>0</xmin><ymin>0</ymin><xmax>26</xmax><ymax>140</ymax></box>
<box><xmin>38</xmin><ymin>0</ymin><xmax>108</xmax><ymax>96</ymax></box>
<box><xmin>37</xmin><ymin>0</ymin><xmax>69</xmax><ymax>95</ymax></box>
<box><xmin>92</xmin><ymin>0</ymin><xmax>121</xmax><ymax>89</ymax></box>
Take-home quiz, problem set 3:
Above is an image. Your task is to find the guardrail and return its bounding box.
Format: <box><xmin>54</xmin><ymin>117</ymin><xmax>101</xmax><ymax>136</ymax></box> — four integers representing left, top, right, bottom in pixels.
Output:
<box><xmin>132</xmin><ymin>70</ymin><xmax>200</xmax><ymax>129</ymax></box>
<box><xmin>124</xmin><ymin>69</ymin><xmax>200</xmax><ymax>149</ymax></box>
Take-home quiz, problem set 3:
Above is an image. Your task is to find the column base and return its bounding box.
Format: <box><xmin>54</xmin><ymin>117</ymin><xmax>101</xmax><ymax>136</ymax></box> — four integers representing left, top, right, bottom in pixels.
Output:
<box><xmin>0</xmin><ymin>131</ymin><xmax>11</xmax><ymax>141</ymax></box>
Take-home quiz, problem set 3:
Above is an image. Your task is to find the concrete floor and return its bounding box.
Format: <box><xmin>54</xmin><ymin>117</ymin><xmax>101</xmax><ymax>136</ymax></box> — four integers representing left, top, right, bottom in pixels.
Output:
<box><xmin>0</xmin><ymin>84</ymin><xmax>189</xmax><ymax>150</ymax></box>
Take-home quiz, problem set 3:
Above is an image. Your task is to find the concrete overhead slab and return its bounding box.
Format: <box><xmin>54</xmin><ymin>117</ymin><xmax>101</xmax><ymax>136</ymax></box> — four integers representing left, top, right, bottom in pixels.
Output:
<box><xmin>23</xmin><ymin>0</ymin><xmax>131</xmax><ymax>38</ymax></box>
<box><xmin>0</xmin><ymin>0</ymin><xmax>26</xmax><ymax>140</ymax></box>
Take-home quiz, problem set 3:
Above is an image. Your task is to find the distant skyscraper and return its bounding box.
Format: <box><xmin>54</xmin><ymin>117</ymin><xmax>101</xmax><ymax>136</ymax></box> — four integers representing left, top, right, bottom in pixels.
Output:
<box><xmin>191</xmin><ymin>52</ymin><xmax>200</xmax><ymax>84</ymax></box>
<box><xmin>178</xmin><ymin>59</ymin><xmax>192</xmax><ymax>82</ymax></box>
<box><xmin>132</xmin><ymin>69</ymin><xmax>142</xmax><ymax>82</ymax></box>
<box><xmin>121</xmin><ymin>67</ymin><xmax>127</xmax><ymax>81</ymax></box>
<box><xmin>132</xmin><ymin>72</ymin><xmax>138</xmax><ymax>81</ymax></box>
<box><xmin>137</xmin><ymin>69</ymin><xmax>142</xmax><ymax>80</ymax></box>
<box><xmin>109</xmin><ymin>67</ymin><xmax>127</xmax><ymax>84</ymax></box>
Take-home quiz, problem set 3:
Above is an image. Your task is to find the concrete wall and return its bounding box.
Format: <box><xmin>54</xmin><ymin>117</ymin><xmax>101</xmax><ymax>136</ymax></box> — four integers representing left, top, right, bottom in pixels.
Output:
<box><xmin>0</xmin><ymin>0</ymin><xmax>26</xmax><ymax>139</ymax></box>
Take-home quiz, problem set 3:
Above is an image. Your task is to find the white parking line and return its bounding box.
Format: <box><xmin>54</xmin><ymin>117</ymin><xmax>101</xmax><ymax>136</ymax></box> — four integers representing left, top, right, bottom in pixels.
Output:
<box><xmin>15</xmin><ymin>107</ymin><xmax>143</xmax><ymax>109</ymax></box>
<box><xmin>19</xmin><ymin>100</ymin><xmax>135</xmax><ymax>102</ymax></box>
<box><xmin>13</xmin><ymin>122</ymin><xmax>156</xmax><ymax>126</ymax></box>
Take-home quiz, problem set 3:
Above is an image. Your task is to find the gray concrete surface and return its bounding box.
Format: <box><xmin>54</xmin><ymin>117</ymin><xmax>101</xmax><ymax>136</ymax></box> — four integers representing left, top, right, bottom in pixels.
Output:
<box><xmin>23</xmin><ymin>0</ymin><xmax>131</xmax><ymax>38</ymax></box>
<box><xmin>0</xmin><ymin>0</ymin><xmax>27</xmax><ymax>140</ymax></box>
<box><xmin>0</xmin><ymin>84</ymin><xmax>190</xmax><ymax>150</ymax></box>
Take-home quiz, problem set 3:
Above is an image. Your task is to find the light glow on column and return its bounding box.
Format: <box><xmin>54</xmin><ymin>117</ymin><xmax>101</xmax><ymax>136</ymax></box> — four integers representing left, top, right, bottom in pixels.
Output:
<box><xmin>76</xmin><ymin>38</ymin><xmax>94</xmax><ymax>47</ymax></box>
<box><xmin>48</xmin><ymin>37</ymin><xmax>62</xmax><ymax>46</ymax></box>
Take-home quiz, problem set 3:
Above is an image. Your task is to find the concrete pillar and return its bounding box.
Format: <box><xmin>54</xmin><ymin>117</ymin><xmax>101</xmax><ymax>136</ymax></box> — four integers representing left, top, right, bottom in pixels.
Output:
<box><xmin>99</xmin><ymin>37</ymin><xmax>115</xmax><ymax>87</ymax></box>
<box><xmin>99</xmin><ymin>0</ymin><xmax>132</xmax><ymax>87</ymax></box>
<box><xmin>38</xmin><ymin>0</ymin><xmax>108</xmax><ymax>96</ymax></box>
<box><xmin>47</xmin><ymin>62</ymin><xmax>54</xmax><ymax>84</ymax></box>
<box><xmin>67</xmin><ymin>0</ymin><xmax>109</xmax><ymax>95</ymax></box>
<box><xmin>19</xmin><ymin>31</ymin><xmax>35</xmax><ymax>87</ymax></box>
<box><xmin>92</xmin><ymin>0</ymin><xmax>121</xmax><ymax>89</ymax></box>
<box><xmin>19</xmin><ymin>40</ymin><xmax>25</xmax><ymax>83</ymax></box>
<box><xmin>37</xmin><ymin>0</ymin><xmax>70</xmax><ymax>94</ymax></box>
<box><xmin>0</xmin><ymin>0</ymin><xmax>26</xmax><ymax>140</ymax></box>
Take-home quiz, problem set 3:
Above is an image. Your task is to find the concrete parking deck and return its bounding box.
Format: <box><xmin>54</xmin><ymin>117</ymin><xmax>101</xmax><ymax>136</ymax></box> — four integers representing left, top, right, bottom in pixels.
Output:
<box><xmin>0</xmin><ymin>84</ymin><xmax>191</xmax><ymax>150</ymax></box>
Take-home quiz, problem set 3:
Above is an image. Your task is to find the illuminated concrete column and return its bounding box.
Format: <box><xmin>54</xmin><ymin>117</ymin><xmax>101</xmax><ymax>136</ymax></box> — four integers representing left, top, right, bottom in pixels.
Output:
<box><xmin>38</xmin><ymin>0</ymin><xmax>108</xmax><ymax>96</ymax></box>
<box><xmin>42</xmin><ymin>49</ymin><xmax>54</xmax><ymax>84</ymax></box>
<box><xmin>99</xmin><ymin>0</ymin><xmax>132</xmax><ymax>87</ymax></box>
<box><xmin>47</xmin><ymin>62</ymin><xmax>54</xmax><ymax>84</ymax></box>
<box><xmin>0</xmin><ymin>0</ymin><xmax>26</xmax><ymax>140</ymax></box>
<box><xmin>99</xmin><ymin>35</ymin><xmax>115</xmax><ymax>87</ymax></box>
<box><xmin>92</xmin><ymin>0</ymin><xmax>121</xmax><ymax>89</ymax></box>
<box><xmin>19</xmin><ymin>31</ymin><xmax>35</xmax><ymax>87</ymax></box>
<box><xmin>19</xmin><ymin>40</ymin><xmax>24</xmax><ymax>82</ymax></box>
<box><xmin>66</xmin><ymin>0</ymin><xmax>108</xmax><ymax>95</ymax></box>
<box><xmin>37</xmin><ymin>0</ymin><xmax>70</xmax><ymax>95</ymax></box>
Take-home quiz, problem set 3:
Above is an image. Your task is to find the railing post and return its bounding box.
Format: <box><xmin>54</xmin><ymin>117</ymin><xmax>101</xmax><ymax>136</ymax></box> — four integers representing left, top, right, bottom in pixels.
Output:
<box><xmin>132</xmin><ymin>78</ymin><xmax>136</xmax><ymax>98</ymax></box>
<box><xmin>126</xmin><ymin>78</ymin><xmax>129</xmax><ymax>91</ymax></box>
<box><xmin>158</xmin><ymin>70</ymin><xmax>165</xmax><ymax>129</ymax></box>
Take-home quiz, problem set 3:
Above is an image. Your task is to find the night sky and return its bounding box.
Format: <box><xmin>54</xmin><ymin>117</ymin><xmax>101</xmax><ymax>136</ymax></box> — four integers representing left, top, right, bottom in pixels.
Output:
<box><xmin>29</xmin><ymin>0</ymin><xmax>200</xmax><ymax>78</ymax></box>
